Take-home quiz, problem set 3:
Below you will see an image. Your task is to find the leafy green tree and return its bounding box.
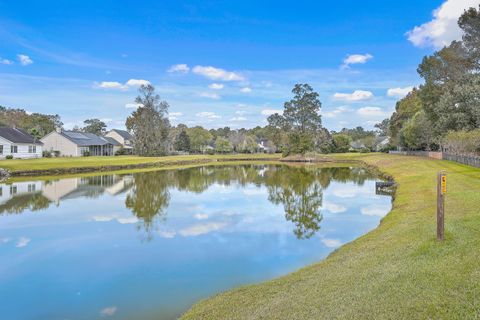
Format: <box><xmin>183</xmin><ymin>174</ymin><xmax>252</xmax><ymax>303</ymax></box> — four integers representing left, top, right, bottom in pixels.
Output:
<box><xmin>174</xmin><ymin>129</ymin><xmax>190</xmax><ymax>152</ymax></box>
<box><xmin>126</xmin><ymin>85</ymin><xmax>170</xmax><ymax>156</ymax></box>
<box><xmin>238</xmin><ymin>135</ymin><xmax>257</xmax><ymax>153</ymax></box>
<box><xmin>374</xmin><ymin>119</ymin><xmax>390</xmax><ymax>136</ymax></box>
<box><xmin>332</xmin><ymin>134</ymin><xmax>351</xmax><ymax>153</ymax></box>
<box><xmin>388</xmin><ymin>88</ymin><xmax>422</xmax><ymax>146</ymax></box>
<box><xmin>215</xmin><ymin>137</ymin><xmax>233</xmax><ymax>153</ymax></box>
<box><xmin>82</xmin><ymin>118</ymin><xmax>107</xmax><ymax>135</ymax></box>
<box><xmin>400</xmin><ymin>110</ymin><xmax>433</xmax><ymax>150</ymax></box>
<box><xmin>187</xmin><ymin>126</ymin><xmax>213</xmax><ymax>153</ymax></box>
<box><xmin>268</xmin><ymin>84</ymin><xmax>322</xmax><ymax>155</ymax></box>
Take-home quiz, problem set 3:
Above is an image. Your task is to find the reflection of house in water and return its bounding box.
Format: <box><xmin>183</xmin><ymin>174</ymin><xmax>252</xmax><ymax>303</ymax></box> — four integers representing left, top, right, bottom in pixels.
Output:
<box><xmin>42</xmin><ymin>175</ymin><xmax>134</xmax><ymax>203</ymax></box>
<box><xmin>0</xmin><ymin>181</ymin><xmax>46</xmax><ymax>214</ymax></box>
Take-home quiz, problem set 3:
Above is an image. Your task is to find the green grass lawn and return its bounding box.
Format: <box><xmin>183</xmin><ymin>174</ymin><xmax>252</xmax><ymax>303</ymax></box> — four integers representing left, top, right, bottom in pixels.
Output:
<box><xmin>182</xmin><ymin>153</ymin><xmax>480</xmax><ymax>319</ymax></box>
<box><xmin>0</xmin><ymin>154</ymin><xmax>280</xmax><ymax>173</ymax></box>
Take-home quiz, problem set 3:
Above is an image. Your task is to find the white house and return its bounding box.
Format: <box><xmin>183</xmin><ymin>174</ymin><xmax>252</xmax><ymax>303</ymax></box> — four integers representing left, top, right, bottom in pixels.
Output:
<box><xmin>105</xmin><ymin>129</ymin><xmax>134</xmax><ymax>153</ymax></box>
<box><xmin>0</xmin><ymin>127</ymin><xmax>43</xmax><ymax>159</ymax></box>
<box><xmin>41</xmin><ymin>130</ymin><xmax>121</xmax><ymax>157</ymax></box>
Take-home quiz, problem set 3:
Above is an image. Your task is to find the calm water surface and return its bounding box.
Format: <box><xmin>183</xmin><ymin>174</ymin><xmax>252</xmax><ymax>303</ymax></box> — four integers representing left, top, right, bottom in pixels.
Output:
<box><xmin>0</xmin><ymin>164</ymin><xmax>392</xmax><ymax>319</ymax></box>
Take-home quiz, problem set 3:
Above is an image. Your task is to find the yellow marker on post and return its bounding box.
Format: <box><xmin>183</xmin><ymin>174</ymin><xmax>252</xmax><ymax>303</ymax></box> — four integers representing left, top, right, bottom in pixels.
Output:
<box><xmin>437</xmin><ymin>172</ymin><xmax>446</xmax><ymax>241</ymax></box>
<box><xmin>441</xmin><ymin>175</ymin><xmax>447</xmax><ymax>194</ymax></box>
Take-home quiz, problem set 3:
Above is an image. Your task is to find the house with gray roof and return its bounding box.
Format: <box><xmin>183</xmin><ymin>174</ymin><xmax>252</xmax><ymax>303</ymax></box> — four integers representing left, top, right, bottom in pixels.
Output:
<box><xmin>41</xmin><ymin>129</ymin><xmax>120</xmax><ymax>156</ymax></box>
<box><xmin>0</xmin><ymin>127</ymin><xmax>43</xmax><ymax>159</ymax></box>
<box><xmin>105</xmin><ymin>129</ymin><xmax>134</xmax><ymax>153</ymax></box>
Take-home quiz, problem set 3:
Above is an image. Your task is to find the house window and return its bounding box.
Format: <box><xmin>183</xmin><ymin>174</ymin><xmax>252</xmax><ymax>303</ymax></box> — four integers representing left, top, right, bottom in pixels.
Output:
<box><xmin>0</xmin><ymin>145</ymin><xmax>3</xmax><ymax>154</ymax></box>
<box><xmin>28</xmin><ymin>145</ymin><xmax>36</xmax><ymax>153</ymax></box>
<box><xmin>28</xmin><ymin>184</ymin><xmax>36</xmax><ymax>192</ymax></box>
<box><xmin>11</xmin><ymin>145</ymin><xmax>18</xmax><ymax>153</ymax></box>
<box><xmin>10</xmin><ymin>185</ymin><xmax>17</xmax><ymax>195</ymax></box>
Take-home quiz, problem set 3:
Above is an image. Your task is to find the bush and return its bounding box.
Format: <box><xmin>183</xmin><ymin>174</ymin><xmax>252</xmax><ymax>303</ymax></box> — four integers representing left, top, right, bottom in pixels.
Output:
<box><xmin>205</xmin><ymin>148</ymin><xmax>215</xmax><ymax>155</ymax></box>
<box><xmin>360</xmin><ymin>148</ymin><xmax>370</xmax><ymax>153</ymax></box>
<box><xmin>42</xmin><ymin>150</ymin><xmax>52</xmax><ymax>158</ymax></box>
<box><xmin>82</xmin><ymin>150</ymin><xmax>91</xmax><ymax>157</ymax></box>
<box><xmin>115</xmin><ymin>147</ymin><xmax>127</xmax><ymax>156</ymax></box>
<box><xmin>5</xmin><ymin>155</ymin><xmax>13</xmax><ymax>159</ymax></box>
<box><xmin>443</xmin><ymin>129</ymin><xmax>480</xmax><ymax>155</ymax></box>
<box><xmin>53</xmin><ymin>151</ymin><xmax>61</xmax><ymax>157</ymax></box>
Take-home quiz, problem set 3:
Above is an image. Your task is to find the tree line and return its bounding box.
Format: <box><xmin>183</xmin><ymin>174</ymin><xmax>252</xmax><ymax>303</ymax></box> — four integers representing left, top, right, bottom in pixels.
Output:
<box><xmin>384</xmin><ymin>5</ymin><xmax>480</xmax><ymax>155</ymax></box>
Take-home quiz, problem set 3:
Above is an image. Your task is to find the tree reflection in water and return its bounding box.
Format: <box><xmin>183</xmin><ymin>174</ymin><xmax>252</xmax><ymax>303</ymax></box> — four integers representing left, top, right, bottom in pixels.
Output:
<box><xmin>0</xmin><ymin>165</ymin><xmax>378</xmax><ymax>240</ymax></box>
<box><xmin>123</xmin><ymin>165</ymin><xmax>377</xmax><ymax>240</ymax></box>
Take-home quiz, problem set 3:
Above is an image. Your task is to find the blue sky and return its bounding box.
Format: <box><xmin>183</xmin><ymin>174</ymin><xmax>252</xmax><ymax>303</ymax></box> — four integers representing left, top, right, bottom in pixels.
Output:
<box><xmin>0</xmin><ymin>0</ymin><xmax>473</xmax><ymax>130</ymax></box>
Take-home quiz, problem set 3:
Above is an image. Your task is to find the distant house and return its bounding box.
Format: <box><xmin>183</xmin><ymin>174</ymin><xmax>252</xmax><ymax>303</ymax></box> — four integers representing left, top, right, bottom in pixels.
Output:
<box><xmin>257</xmin><ymin>140</ymin><xmax>273</xmax><ymax>153</ymax></box>
<box><xmin>375</xmin><ymin>137</ymin><xmax>390</xmax><ymax>151</ymax></box>
<box><xmin>105</xmin><ymin>129</ymin><xmax>134</xmax><ymax>153</ymax></box>
<box><xmin>41</xmin><ymin>130</ymin><xmax>121</xmax><ymax>156</ymax></box>
<box><xmin>349</xmin><ymin>140</ymin><xmax>366</xmax><ymax>151</ymax></box>
<box><xmin>0</xmin><ymin>127</ymin><xmax>43</xmax><ymax>159</ymax></box>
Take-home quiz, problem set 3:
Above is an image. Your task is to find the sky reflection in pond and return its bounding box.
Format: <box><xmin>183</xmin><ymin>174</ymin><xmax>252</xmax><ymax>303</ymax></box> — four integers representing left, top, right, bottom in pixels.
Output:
<box><xmin>0</xmin><ymin>164</ymin><xmax>392</xmax><ymax>319</ymax></box>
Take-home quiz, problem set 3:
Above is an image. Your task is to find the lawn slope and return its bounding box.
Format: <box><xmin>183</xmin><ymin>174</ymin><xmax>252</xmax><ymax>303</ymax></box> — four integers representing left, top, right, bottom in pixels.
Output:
<box><xmin>182</xmin><ymin>153</ymin><xmax>480</xmax><ymax>319</ymax></box>
<box><xmin>0</xmin><ymin>154</ymin><xmax>279</xmax><ymax>176</ymax></box>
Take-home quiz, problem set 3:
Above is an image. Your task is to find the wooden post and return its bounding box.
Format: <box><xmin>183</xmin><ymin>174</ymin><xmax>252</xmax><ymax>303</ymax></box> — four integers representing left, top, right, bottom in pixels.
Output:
<box><xmin>437</xmin><ymin>171</ymin><xmax>446</xmax><ymax>241</ymax></box>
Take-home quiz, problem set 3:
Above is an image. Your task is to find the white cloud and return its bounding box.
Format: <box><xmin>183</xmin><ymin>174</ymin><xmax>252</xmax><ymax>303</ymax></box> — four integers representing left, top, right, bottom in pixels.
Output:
<box><xmin>192</xmin><ymin>65</ymin><xmax>244</xmax><ymax>81</ymax></box>
<box><xmin>208</xmin><ymin>83</ymin><xmax>224</xmax><ymax>90</ymax></box>
<box><xmin>199</xmin><ymin>92</ymin><xmax>221</xmax><ymax>100</ymax></box>
<box><xmin>261</xmin><ymin>109</ymin><xmax>283</xmax><ymax>116</ymax></box>
<box><xmin>125</xmin><ymin>79</ymin><xmax>150</xmax><ymax>87</ymax></box>
<box><xmin>321</xmin><ymin>238</ymin><xmax>343</xmax><ymax>248</ymax></box>
<box><xmin>323</xmin><ymin>202</ymin><xmax>347</xmax><ymax>214</ymax></box>
<box><xmin>100</xmin><ymin>306</ymin><xmax>117</xmax><ymax>317</ymax></box>
<box><xmin>98</xmin><ymin>81</ymin><xmax>126</xmax><ymax>90</ymax></box>
<box><xmin>230</xmin><ymin>116</ymin><xmax>247</xmax><ymax>121</ymax></box>
<box><xmin>361</xmin><ymin>204</ymin><xmax>390</xmax><ymax>217</ymax></box>
<box><xmin>168</xmin><ymin>112</ymin><xmax>182</xmax><ymax>121</ymax></box>
<box><xmin>17</xmin><ymin>54</ymin><xmax>33</xmax><ymax>66</ymax></box>
<box><xmin>0</xmin><ymin>57</ymin><xmax>13</xmax><ymax>65</ymax></box>
<box><xmin>194</xmin><ymin>213</ymin><xmax>209</xmax><ymax>220</ymax></box>
<box><xmin>240</xmin><ymin>87</ymin><xmax>252</xmax><ymax>93</ymax></box>
<box><xmin>406</xmin><ymin>0</ymin><xmax>479</xmax><ymax>48</ymax></box>
<box><xmin>96</xmin><ymin>79</ymin><xmax>150</xmax><ymax>90</ymax></box>
<box><xmin>168</xmin><ymin>64</ymin><xmax>190</xmax><ymax>73</ymax></box>
<box><xmin>322</xmin><ymin>106</ymin><xmax>351</xmax><ymax>118</ymax></box>
<box><xmin>341</xmin><ymin>53</ymin><xmax>373</xmax><ymax>68</ymax></box>
<box><xmin>1</xmin><ymin>238</ymin><xmax>11</xmax><ymax>244</ymax></box>
<box><xmin>158</xmin><ymin>230</ymin><xmax>176</xmax><ymax>238</ymax></box>
<box><xmin>357</xmin><ymin>107</ymin><xmax>389</xmax><ymax>117</ymax></box>
<box><xmin>235</xmin><ymin>110</ymin><xmax>247</xmax><ymax>115</ymax></box>
<box><xmin>196</xmin><ymin>111</ymin><xmax>221</xmax><ymax>119</ymax></box>
<box><xmin>333</xmin><ymin>90</ymin><xmax>373</xmax><ymax>102</ymax></box>
<box><xmin>179</xmin><ymin>222</ymin><xmax>227</xmax><ymax>237</ymax></box>
<box><xmin>92</xmin><ymin>214</ymin><xmax>138</xmax><ymax>224</ymax></box>
<box><xmin>387</xmin><ymin>86</ymin><xmax>414</xmax><ymax>98</ymax></box>
<box><xmin>16</xmin><ymin>237</ymin><xmax>30</xmax><ymax>248</ymax></box>
<box><xmin>125</xmin><ymin>103</ymin><xmax>143</xmax><ymax>109</ymax></box>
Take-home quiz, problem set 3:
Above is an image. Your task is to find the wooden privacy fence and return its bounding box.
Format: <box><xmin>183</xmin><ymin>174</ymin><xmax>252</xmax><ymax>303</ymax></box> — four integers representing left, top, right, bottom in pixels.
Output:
<box><xmin>443</xmin><ymin>153</ymin><xmax>480</xmax><ymax>168</ymax></box>
<box><xmin>389</xmin><ymin>151</ymin><xmax>480</xmax><ymax>168</ymax></box>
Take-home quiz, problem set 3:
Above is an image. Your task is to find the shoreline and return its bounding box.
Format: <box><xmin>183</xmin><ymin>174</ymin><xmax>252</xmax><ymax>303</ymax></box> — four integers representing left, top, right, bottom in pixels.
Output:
<box><xmin>181</xmin><ymin>153</ymin><xmax>480</xmax><ymax>319</ymax></box>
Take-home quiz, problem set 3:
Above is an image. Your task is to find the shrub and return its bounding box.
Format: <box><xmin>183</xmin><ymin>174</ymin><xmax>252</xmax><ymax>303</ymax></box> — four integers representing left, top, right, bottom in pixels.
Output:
<box><xmin>42</xmin><ymin>150</ymin><xmax>52</xmax><ymax>158</ymax></box>
<box><xmin>5</xmin><ymin>155</ymin><xmax>13</xmax><ymax>159</ymax></box>
<box><xmin>115</xmin><ymin>147</ymin><xmax>127</xmax><ymax>156</ymax></box>
<box><xmin>82</xmin><ymin>150</ymin><xmax>91</xmax><ymax>157</ymax></box>
<box><xmin>53</xmin><ymin>151</ymin><xmax>61</xmax><ymax>157</ymax></box>
<box><xmin>360</xmin><ymin>148</ymin><xmax>370</xmax><ymax>153</ymax></box>
<box><xmin>443</xmin><ymin>129</ymin><xmax>480</xmax><ymax>155</ymax></box>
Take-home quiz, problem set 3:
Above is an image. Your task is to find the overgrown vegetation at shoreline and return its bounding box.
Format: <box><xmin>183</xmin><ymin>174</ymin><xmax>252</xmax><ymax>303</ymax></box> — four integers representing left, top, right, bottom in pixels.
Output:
<box><xmin>182</xmin><ymin>153</ymin><xmax>480</xmax><ymax>319</ymax></box>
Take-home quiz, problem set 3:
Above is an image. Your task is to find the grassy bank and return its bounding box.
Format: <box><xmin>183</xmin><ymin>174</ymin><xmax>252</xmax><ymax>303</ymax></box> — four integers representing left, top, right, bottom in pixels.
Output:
<box><xmin>182</xmin><ymin>153</ymin><xmax>480</xmax><ymax>319</ymax></box>
<box><xmin>0</xmin><ymin>154</ymin><xmax>280</xmax><ymax>176</ymax></box>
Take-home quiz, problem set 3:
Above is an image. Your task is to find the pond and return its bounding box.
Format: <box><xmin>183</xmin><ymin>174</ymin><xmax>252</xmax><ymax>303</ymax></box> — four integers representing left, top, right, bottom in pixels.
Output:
<box><xmin>0</xmin><ymin>164</ymin><xmax>392</xmax><ymax>319</ymax></box>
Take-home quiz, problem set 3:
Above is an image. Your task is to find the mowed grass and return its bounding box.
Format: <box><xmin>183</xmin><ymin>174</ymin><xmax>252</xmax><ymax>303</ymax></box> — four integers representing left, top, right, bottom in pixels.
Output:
<box><xmin>0</xmin><ymin>154</ymin><xmax>280</xmax><ymax>173</ymax></box>
<box><xmin>182</xmin><ymin>153</ymin><xmax>480</xmax><ymax>319</ymax></box>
